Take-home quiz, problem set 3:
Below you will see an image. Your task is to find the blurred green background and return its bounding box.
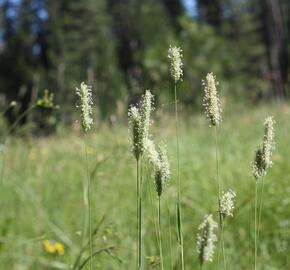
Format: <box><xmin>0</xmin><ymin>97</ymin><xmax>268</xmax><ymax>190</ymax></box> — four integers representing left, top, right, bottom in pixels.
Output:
<box><xmin>0</xmin><ymin>0</ymin><xmax>290</xmax><ymax>127</ymax></box>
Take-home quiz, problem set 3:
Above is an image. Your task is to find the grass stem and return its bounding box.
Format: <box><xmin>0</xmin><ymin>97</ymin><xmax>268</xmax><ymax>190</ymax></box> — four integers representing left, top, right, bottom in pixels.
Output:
<box><xmin>1</xmin><ymin>104</ymin><xmax>37</xmax><ymax>184</ymax></box>
<box><xmin>214</xmin><ymin>126</ymin><xmax>226</xmax><ymax>270</ymax></box>
<box><xmin>4</xmin><ymin>104</ymin><xmax>37</xmax><ymax>140</ymax></box>
<box><xmin>254</xmin><ymin>181</ymin><xmax>258</xmax><ymax>270</ymax></box>
<box><xmin>166</xmin><ymin>192</ymin><xmax>174</xmax><ymax>270</ymax></box>
<box><xmin>138</xmin><ymin>160</ymin><xmax>143</xmax><ymax>269</ymax></box>
<box><xmin>147</xmin><ymin>168</ymin><xmax>160</xmax><ymax>247</ymax></box>
<box><xmin>174</xmin><ymin>82</ymin><xmax>185</xmax><ymax>270</ymax></box>
<box><xmin>84</xmin><ymin>135</ymin><xmax>93</xmax><ymax>270</ymax></box>
<box><xmin>136</xmin><ymin>159</ymin><xmax>140</xmax><ymax>270</ymax></box>
<box><xmin>158</xmin><ymin>197</ymin><xmax>164</xmax><ymax>270</ymax></box>
<box><xmin>257</xmin><ymin>176</ymin><xmax>265</xmax><ymax>240</ymax></box>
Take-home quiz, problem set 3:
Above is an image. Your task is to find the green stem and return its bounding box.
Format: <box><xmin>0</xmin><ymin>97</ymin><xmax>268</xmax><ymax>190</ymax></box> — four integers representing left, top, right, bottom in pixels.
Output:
<box><xmin>147</xmin><ymin>168</ymin><xmax>160</xmax><ymax>247</ymax></box>
<box><xmin>84</xmin><ymin>135</ymin><xmax>93</xmax><ymax>270</ymax></box>
<box><xmin>214</xmin><ymin>126</ymin><xmax>221</xmax><ymax>207</ymax></box>
<box><xmin>214</xmin><ymin>126</ymin><xmax>226</xmax><ymax>270</ymax></box>
<box><xmin>136</xmin><ymin>159</ymin><xmax>140</xmax><ymax>270</ymax></box>
<box><xmin>174</xmin><ymin>82</ymin><xmax>184</xmax><ymax>270</ymax></box>
<box><xmin>257</xmin><ymin>176</ymin><xmax>265</xmax><ymax>241</ymax></box>
<box><xmin>72</xmin><ymin>216</ymin><xmax>105</xmax><ymax>270</ymax></box>
<box><xmin>4</xmin><ymin>104</ymin><xmax>37</xmax><ymax>140</ymax></box>
<box><xmin>254</xmin><ymin>181</ymin><xmax>258</xmax><ymax>270</ymax></box>
<box><xmin>166</xmin><ymin>192</ymin><xmax>174</xmax><ymax>270</ymax></box>
<box><xmin>77</xmin><ymin>246</ymin><xmax>115</xmax><ymax>270</ymax></box>
<box><xmin>1</xmin><ymin>104</ymin><xmax>37</xmax><ymax>184</ymax></box>
<box><xmin>217</xmin><ymin>232</ymin><xmax>221</xmax><ymax>270</ymax></box>
<box><xmin>158</xmin><ymin>197</ymin><xmax>164</xmax><ymax>270</ymax></box>
<box><xmin>221</xmin><ymin>217</ymin><xmax>227</xmax><ymax>270</ymax></box>
<box><xmin>138</xmin><ymin>159</ymin><xmax>143</xmax><ymax>269</ymax></box>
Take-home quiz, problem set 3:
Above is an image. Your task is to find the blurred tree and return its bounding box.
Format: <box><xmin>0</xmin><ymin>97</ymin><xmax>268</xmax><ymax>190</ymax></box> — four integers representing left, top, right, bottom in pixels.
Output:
<box><xmin>162</xmin><ymin>0</ymin><xmax>184</xmax><ymax>29</ymax></box>
<box><xmin>0</xmin><ymin>0</ymin><xmax>289</xmax><ymax>129</ymax></box>
<box><xmin>258</xmin><ymin>0</ymin><xmax>288</xmax><ymax>97</ymax></box>
<box><xmin>0</xmin><ymin>0</ymin><xmax>38</xmax><ymax>124</ymax></box>
<box><xmin>108</xmin><ymin>0</ymin><xmax>144</xmax><ymax>94</ymax></box>
<box><xmin>46</xmin><ymin>0</ymin><xmax>125</xmax><ymax>120</ymax></box>
<box><xmin>108</xmin><ymin>0</ymin><xmax>177</xmax><ymax>103</ymax></box>
<box><xmin>196</xmin><ymin>0</ymin><xmax>223</xmax><ymax>27</ymax></box>
<box><xmin>226</xmin><ymin>0</ymin><xmax>269</xmax><ymax>100</ymax></box>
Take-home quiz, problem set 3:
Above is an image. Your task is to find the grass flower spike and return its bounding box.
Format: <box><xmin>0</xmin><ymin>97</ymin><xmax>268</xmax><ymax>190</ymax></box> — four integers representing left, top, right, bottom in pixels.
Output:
<box><xmin>252</xmin><ymin>116</ymin><xmax>275</xmax><ymax>180</ymax></box>
<box><xmin>76</xmin><ymin>82</ymin><xmax>93</xmax><ymax>132</ymax></box>
<box><xmin>262</xmin><ymin>116</ymin><xmax>275</xmax><ymax>169</ymax></box>
<box><xmin>146</xmin><ymin>140</ymin><xmax>170</xmax><ymax>197</ymax></box>
<box><xmin>202</xmin><ymin>73</ymin><xmax>222</xmax><ymax>126</ymax></box>
<box><xmin>128</xmin><ymin>90</ymin><xmax>153</xmax><ymax>161</ymax></box>
<box><xmin>168</xmin><ymin>45</ymin><xmax>183</xmax><ymax>82</ymax></box>
<box><xmin>140</xmin><ymin>90</ymin><xmax>154</xmax><ymax>147</ymax></box>
<box><xmin>145</xmin><ymin>139</ymin><xmax>159</xmax><ymax>166</ymax></box>
<box><xmin>252</xmin><ymin>147</ymin><xmax>266</xmax><ymax>180</ymax></box>
<box><xmin>155</xmin><ymin>144</ymin><xmax>170</xmax><ymax>197</ymax></box>
<box><xmin>128</xmin><ymin>106</ymin><xmax>142</xmax><ymax>160</ymax></box>
<box><xmin>197</xmin><ymin>214</ymin><xmax>218</xmax><ymax>266</ymax></box>
<box><xmin>220</xmin><ymin>190</ymin><xmax>236</xmax><ymax>218</ymax></box>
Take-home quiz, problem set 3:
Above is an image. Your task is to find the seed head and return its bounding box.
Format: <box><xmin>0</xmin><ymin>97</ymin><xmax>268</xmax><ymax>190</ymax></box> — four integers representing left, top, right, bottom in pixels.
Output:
<box><xmin>128</xmin><ymin>106</ymin><xmax>142</xmax><ymax>160</ymax></box>
<box><xmin>202</xmin><ymin>73</ymin><xmax>222</xmax><ymax>126</ymax></box>
<box><xmin>196</xmin><ymin>214</ymin><xmax>218</xmax><ymax>265</ymax></box>
<box><xmin>262</xmin><ymin>116</ymin><xmax>275</xmax><ymax>169</ymax></box>
<box><xmin>10</xmin><ymin>101</ymin><xmax>17</xmax><ymax>107</ymax></box>
<box><xmin>168</xmin><ymin>45</ymin><xmax>183</xmax><ymax>82</ymax></box>
<box><xmin>220</xmin><ymin>190</ymin><xmax>236</xmax><ymax>218</ymax></box>
<box><xmin>76</xmin><ymin>82</ymin><xmax>93</xmax><ymax>132</ymax></box>
<box><xmin>145</xmin><ymin>140</ymin><xmax>170</xmax><ymax>197</ymax></box>
<box><xmin>154</xmin><ymin>144</ymin><xmax>170</xmax><ymax>197</ymax></box>
<box><xmin>252</xmin><ymin>147</ymin><xmax>266</xmax><ymax>180</ymax></box>
<box><xmin>252</xmin><ymin>116</ymin><xmax>275</xmax><ymax>180</ymax></box>
<box><xmin>145</xmin><ymin>139</ymin><xmax>159</xmax><ymax>166</ymax></box>
<box><xmin>140</xmin><ymin>90</ymin><xmax>154</xmax><ymax>144</ymax></box>
<box><xmin>37</xmin><ymin>89</ymin><xmax>59</xmax><ymax>109</ymax></box>
<box><xmin>128</xmin><ymin>90</ymin><xmax>154</xmax><ymax>161</ymax></box>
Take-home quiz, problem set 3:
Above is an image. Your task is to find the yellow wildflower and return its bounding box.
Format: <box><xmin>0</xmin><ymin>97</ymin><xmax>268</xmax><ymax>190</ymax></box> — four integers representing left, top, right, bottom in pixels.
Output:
<box><xmin>55</xmin><ymin>242</ymin><xmax>65</xmax><ymax>255</ymax></box>
<box><xmin>43</xmin><ymin>240</ymin><xmax>65</xmax><ymax>256</ymax></box>
<box><xmin>43</xmin><ymin>240</ymin><xmax>56</xmax><ymax>254</ymax></box>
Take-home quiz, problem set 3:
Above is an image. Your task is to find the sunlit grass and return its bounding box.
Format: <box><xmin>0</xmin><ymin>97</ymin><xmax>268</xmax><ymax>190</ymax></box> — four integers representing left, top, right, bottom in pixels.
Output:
<box><xmin>0</xmin><ymin>102</ymin><xmax>290</xmax><ymax>269</ymax></box>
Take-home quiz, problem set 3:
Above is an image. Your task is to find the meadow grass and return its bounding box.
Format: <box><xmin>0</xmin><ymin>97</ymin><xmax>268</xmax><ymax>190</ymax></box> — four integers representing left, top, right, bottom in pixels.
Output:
<box><xmin>0</xmin><ymin>102</ymin><xmax>290</xmax><ymax>269</ymax></box>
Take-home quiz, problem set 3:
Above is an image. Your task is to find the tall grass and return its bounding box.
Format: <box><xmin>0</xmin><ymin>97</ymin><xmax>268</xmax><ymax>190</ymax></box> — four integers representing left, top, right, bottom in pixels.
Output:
<box><xmin>76</xmin><ymin>82</ymin><xmax>94</xmax><ymax>270</ymax></box>
<box><xmin>128</xmin><ymin>90</ymin><xmax>153</xmax><ymax>269</ymax></box>
<box><xmin>202</xmin><ymin>72</ymin><xmax>226</xmax><ymax>268</ymax></box>
<box><xmin>0</xmin><ymin>102</ymin><xmax>285</xmax><ymax>269</ymax></box>
<box><xmin>252</xmin><ymin>116</ymin><xmax>275</xmax><ymax>269</ymax></box>
<box><xmin>168</xmin><ymin>45</ymin><xmax>185</xmax><ymax>270</ymax></box>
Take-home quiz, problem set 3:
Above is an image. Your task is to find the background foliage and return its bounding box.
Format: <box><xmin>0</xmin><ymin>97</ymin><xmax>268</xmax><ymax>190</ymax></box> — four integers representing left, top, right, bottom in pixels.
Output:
<box><xmin>0</xmin><ymin>0</ymin><xmax>289</xmax><ymax>127</ymax></box>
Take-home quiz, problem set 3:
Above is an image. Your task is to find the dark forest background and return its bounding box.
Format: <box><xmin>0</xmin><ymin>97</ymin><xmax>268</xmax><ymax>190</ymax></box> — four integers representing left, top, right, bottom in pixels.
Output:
<box><xmin>0</xmin><ymin>0</ymin><xmax>289</xmax><ymax>128</ymax></box>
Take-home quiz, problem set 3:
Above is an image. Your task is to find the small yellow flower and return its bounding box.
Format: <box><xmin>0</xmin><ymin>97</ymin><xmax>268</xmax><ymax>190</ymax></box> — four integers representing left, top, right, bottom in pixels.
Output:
<box><xmin>43</xmin><ymin>240</ymin><xmax>65</xmax><ymax>255</ymax></box>
<box><xmin>43</xmin><ymin>240</ymin><xmax>56</xmax><ymax>254</ymax></box>
<box><xmin>55</xmin><ymin>242</ymin><xmax>65</xmax><ymax>255</ymax></box>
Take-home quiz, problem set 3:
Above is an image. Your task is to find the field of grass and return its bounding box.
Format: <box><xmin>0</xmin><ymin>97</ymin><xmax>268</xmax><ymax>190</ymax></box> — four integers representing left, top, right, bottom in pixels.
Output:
<box><xmin>1</xmin><ymin>102</ymin><xmax>290</xmax><ymax>270</ymax></box>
